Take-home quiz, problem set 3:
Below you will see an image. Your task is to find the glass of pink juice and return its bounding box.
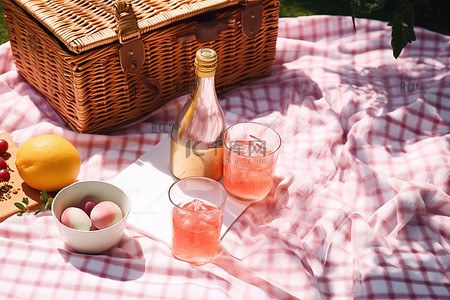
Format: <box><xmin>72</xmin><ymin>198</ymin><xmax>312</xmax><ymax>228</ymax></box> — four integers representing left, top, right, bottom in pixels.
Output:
<box><xmin>169</xmin><ymin>177</ymin><xmax>226</xmax><ymax>265</ymax></box>
<box><xmin>223</xmin><ymin>122</ymin><xmax>281</xmax><ymax>201</ymax></box>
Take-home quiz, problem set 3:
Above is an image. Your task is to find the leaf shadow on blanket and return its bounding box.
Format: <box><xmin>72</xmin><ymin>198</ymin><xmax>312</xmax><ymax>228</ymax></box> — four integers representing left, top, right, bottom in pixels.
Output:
<box><xmin>351</xmin><ymin>205</ymin><xmax>450</xmax><ymax>298</ymax></box>
<box><xmin>219</xmin><ymin>60</ymin><xmax>449</xmax><ymax>298</ymax></box>
<box><xmin>221</xmin><ymin>66</ymin><xmax>323</xmax><ymax>123</ymax></box>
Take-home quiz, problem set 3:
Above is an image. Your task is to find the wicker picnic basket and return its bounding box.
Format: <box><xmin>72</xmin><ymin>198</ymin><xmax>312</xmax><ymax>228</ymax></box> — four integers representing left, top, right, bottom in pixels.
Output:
<box><xmin>2</xmin><ymin>0</ymin><xmax>279</xmax><ymax>133</ymax></box>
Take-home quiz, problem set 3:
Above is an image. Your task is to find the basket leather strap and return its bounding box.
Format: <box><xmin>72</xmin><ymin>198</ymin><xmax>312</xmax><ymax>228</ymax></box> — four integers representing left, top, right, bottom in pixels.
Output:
<box><xmin>177</xmin><ymin>19</ymin><xmax>235</xmax><ymax>43</ymax></box>
<box><xmin>176</xmin><ymin>1</ymin><xmax>263</xmax><ymax>43</ymax></box>
<box><xmin>241</xmin><ymin>2</ymin><xmax>263</xmax><ymax>38</ymax></box>
<box><xmin>113</xmin><ymin>1</ymin><xmax>161</xmax><ymax>99</ymax></box>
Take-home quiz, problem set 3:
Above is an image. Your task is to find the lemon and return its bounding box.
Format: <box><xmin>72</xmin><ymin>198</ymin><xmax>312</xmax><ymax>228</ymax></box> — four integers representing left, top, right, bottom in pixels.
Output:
<box><xmin>15</xmin><ymin>135</ymin><xmax>81</xmax><ymax>192</ymax></box>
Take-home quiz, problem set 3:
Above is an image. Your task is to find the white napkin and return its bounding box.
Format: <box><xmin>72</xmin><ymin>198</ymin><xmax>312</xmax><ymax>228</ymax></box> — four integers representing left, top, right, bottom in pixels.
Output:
<box><xmin>110</xmin><ymin>136</ymin><xmax>250</xmax><ymax>245</ymax></box>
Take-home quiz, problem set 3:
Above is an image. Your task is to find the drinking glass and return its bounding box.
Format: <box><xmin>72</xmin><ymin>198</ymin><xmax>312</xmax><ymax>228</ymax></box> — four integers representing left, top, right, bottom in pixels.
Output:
<box><xmin>168</xmin><ymin>177</ymin><xmax>226</xmax><ymax>265</ymax></box>
<box><xmin>223</xmin><ymin>122</ymin><xmax>281</xmax><ymax>201</ymax></box>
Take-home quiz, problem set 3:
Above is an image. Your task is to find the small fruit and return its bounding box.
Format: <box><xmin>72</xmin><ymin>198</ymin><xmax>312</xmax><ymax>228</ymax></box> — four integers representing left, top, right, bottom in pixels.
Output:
<box><xmin>77</xmin><ymin>196</ymin><xmax>98</xmax><ymax>216</ymax></box>
<box><xmin>15</xmin><ymin>135</ymin><xmax>81</xmax><ymax>192</ymax></box>
<box><xmin>60</xmin><ymin>207</ymin><xmax>91</xmax><ymax>231</ymax></box>
<box><xmin>0</xmin><ymin>157</ymin><xmax>7</xmax><ymax>170</ymax></box>
<box><xmin>0</xmin><ymin>169</ymin><xmax>10</xmax><ymax>182</ymax></box>
<box><xmin>90</xmin><ymin>201</ymin><xmax>123</xmax><ymax>230</ymax></box>
<box><xmin>0</xmin><ymin>139</ymin><xmax>8</xmax><ymax>154</ymax></box>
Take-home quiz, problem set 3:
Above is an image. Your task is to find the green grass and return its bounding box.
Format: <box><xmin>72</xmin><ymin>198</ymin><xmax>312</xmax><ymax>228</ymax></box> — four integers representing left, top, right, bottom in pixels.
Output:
<box><xmin>0</xmin><ymin>1</ymin><xmax>7</xmax><ymax>44</ymax></box>
<box><xmin>279</xmin><ymin>0</ymin><xmax>353</xmax><ymax>17</ymax></box>
<box><xmin>279</xmin><ymin>0</ymin><xmax>449</xmax><ymax>36</ymax></box>
<box><xmin>0</xmin><ymin>0</ymin><xmax>449</xmax><ymax>45</ymax></box>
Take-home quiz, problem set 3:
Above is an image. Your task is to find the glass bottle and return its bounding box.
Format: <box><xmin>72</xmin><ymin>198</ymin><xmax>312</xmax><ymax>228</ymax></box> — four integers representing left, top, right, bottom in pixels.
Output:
<box><xmin>170</xmin><ymin>48</ymin><xmax>226</xmax><ymax>180</ymax></box>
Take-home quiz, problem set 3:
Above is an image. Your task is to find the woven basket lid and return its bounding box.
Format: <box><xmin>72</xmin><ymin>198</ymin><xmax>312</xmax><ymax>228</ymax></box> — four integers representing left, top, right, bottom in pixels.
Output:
<box><xmin>14</xmin><ymin>0</ymin><xmax>242</xmax><ymax>53</ymax></box>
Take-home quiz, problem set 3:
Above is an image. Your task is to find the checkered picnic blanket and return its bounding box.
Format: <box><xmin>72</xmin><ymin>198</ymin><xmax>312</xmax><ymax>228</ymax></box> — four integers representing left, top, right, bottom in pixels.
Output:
<box><xmin>0</xmin><ymin>16</ymin><xmax>449</xmax><ymax>299</ymax></box>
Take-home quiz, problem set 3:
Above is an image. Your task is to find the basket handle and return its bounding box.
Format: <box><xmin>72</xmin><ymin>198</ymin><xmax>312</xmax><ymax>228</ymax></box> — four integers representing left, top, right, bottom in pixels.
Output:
<box><xmin>176</xmin><ymin>1</ymin><xmax>263</xmax><ymax>43</ymax></box>
<box><xmin>114</xmin><ymin>1</ymin><xmax>161</xmax><ymax>99</ymax></box>
<box><xmin>176</xmin><ymin>19</ymin><xmax>235</xmax><ymax>43</ymax></box>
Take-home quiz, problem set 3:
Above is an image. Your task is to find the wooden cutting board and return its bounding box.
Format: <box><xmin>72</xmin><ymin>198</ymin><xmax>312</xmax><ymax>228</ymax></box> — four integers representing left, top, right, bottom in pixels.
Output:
<box><xmin>0</xmin><ymin>133</ymin><xmax>44</xmax><ymax>222</ymax></box>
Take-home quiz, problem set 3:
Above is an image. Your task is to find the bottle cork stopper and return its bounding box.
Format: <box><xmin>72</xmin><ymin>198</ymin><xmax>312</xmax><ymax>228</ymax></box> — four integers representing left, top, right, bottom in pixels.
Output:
<box><xmin>195</xmin><ymin>48</ymin><xmax>217</xmax><ymax>77</ymax></box>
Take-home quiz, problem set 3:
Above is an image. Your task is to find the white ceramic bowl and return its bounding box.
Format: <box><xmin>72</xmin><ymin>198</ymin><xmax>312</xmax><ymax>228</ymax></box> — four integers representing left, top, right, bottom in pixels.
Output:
<box><xmin>52</xmin><ymin>180</ymin><xmax>130</xmax><ymax>254</ymax></box>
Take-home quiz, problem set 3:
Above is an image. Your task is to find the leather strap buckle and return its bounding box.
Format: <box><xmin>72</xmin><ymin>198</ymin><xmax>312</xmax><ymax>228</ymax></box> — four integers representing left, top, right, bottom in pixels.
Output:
<box><xmin>241</xmin><ymin>3</ymin><xmax>263</xmax><ymax>38</ymax></box>
<box><xmin>114</xmin><ymin>0</ymin><xmax>140</xmax><ymax>44</ymax></box>
<box><xmin>118</xmin><ymin>39</ymin><xmax>145</xmax><ymax>74</ymax></box>
<box><xmin>113</xmin><ymin>1</ymin><xmax>161</xmax><ymax>99</ymax></box>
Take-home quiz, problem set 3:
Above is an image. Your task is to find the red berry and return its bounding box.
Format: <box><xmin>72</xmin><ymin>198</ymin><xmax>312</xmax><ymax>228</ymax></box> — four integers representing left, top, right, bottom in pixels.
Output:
<box><xmin>0</xmin><ymin>169</ymin><xmax>10</xmax><ymax>182</ymax></box>
<box><xmin>0</xmin><ymin>157</ymin><xmax>7</xmax><ymax>170</ymax></box>
<box><xmin>0</xmin><ymin>139</ymin><xmax>8</xmax><ymax>154</ymax></box>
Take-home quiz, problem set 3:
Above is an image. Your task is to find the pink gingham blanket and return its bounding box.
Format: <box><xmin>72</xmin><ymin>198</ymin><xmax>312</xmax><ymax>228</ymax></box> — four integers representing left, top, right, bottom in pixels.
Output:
<box><xmin>1</xmin><ymin>16</ymin><xmax>449</xmax><ymax>299</ymax></box>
